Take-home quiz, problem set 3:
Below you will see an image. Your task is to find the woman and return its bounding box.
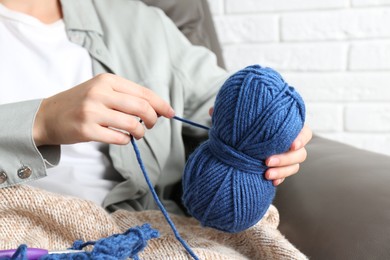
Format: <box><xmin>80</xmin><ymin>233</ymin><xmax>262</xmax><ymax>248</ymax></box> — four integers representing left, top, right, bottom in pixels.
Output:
<box><xmin>0</xmin><ymin>0</ymin><xmax>311</xmax><ymax>213</ymax></box>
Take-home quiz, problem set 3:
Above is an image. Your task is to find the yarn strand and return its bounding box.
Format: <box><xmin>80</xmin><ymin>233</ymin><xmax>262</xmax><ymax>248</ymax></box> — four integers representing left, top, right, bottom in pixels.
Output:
<box><xmin>130</xmin><ymin>137</ymin><xmax>200</xmax><ymax>260</ymax></box>
<box><xmin>173</xmin><ymin>116</ymin><xmax>210</xmax><ymax>130</ymax></box>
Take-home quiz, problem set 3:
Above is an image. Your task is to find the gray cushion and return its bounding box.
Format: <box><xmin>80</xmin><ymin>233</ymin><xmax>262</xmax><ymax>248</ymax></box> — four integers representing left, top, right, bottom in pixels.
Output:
<box><xmin>274</xmin><ymin>135</ymin><xmax>390</xmax><ymax>259</ymax></box>
<box><xmin>140</xmin><ymin>0</ymin><xmax>225</xmax><ymax>68</ymax></box>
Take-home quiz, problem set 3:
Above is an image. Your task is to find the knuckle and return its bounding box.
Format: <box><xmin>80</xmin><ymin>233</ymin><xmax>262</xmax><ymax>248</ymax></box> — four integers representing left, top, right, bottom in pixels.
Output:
<box><xmin>148</xmin><ymin>115</ymin><xmax>158</xmax><ymax>128</ymax></box>
<box><xmin>95</xmin><ymin>73</ymin><xmax>115</xmax><ymax>83</ymax></box>
<box><xmin>92</xmin><ymin>73</ymin><xmax>116</xmax><ymax>91</ymax></box>
<box><xmin>132</xmin><ymin>124</ymin><xmax>145</xmax><ymax>139</ymax></box>
<box><xmin>84</xmin><ymin>80</ymin><xmax>105</xmax><ymax>100</ymax></box>
<box><xmin>140</xmin><ymin>87</ymin><xmax>152</xmax><ymax>101</ymax></box>
<box><xmin>144</xmin><ymin>113</ymin><xmax>158</xmax><ymax>129</ymax></box>
<box><xmin>125</xmin><ymin>118</ymin><xmax>139</xmax><ymax>132</ymax></box>
<box><xmin>136</xmin><ymin>99</ymin><xmax>151</xmax><ymax>116</ymax></box>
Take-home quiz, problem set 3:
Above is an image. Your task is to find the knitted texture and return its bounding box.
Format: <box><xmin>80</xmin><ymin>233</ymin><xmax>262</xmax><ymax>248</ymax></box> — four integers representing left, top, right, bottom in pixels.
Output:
<box><xmin>182</xmin><ymin>65</ymin><xmax>306</xmax><ymax>233</ymax></box>
<box><xmin>7</xmin><ymin>225</ymin><xmax>158</xmax><ymax>260</ymax></box>
<box><xmin>43</xmin><ymin>225</ymin><xmax>158</xmax><ymax>260</ymax></box>
<box><xmin>0</xmin><ymin>185</ymin><xmax>307</xmax><ymax>259</ymax></box>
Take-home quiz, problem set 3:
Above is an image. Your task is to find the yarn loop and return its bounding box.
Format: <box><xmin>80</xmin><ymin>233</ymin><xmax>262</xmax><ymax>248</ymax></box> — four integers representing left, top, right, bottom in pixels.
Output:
<box><xmin>208</xmin><ymin>129</ymin><xmax>261</xmax><ymax>173</ymax></box>
<box><xmin>182</xmin><ymin>65</ymin><xmax>305</xmax><ymax>233</ymax></box>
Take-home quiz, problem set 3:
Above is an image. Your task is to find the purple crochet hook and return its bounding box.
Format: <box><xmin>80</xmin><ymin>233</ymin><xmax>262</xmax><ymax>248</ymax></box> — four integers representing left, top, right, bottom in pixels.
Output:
<box><xmin>0</xmin><ymin>248</ymin><xmax>84</xmax><ymax>259</ymax></box>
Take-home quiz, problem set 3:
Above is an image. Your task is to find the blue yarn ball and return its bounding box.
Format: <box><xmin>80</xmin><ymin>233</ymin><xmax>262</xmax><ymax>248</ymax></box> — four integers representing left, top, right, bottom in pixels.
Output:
<box><xmin>182</xmin><ymin>65</ymin><xmax>305</xmax><ymax>233</ymax></box>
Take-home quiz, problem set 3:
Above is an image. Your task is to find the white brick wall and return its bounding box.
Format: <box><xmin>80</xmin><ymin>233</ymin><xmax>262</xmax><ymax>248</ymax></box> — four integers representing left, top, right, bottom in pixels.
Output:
<box><xmin>225</xmin><ymin>0</ymin><xmax>349</xmax><ymax>13</ymax></box>
<box><xmin>282</xmin><ymin>9</ymin><xmax>390</xmax><ymax>41</ymax></box>
<box><xmin>352</xmin><ymin>0</ymin><xmax>390</xmax><ymax>7</ymax></box>
<box><xmin>209</xmin><ymin>0</ymin><xmax>390</xmax><ymax>156</ymax></box>
<box><xmin>350</xmin><ymin>41</ymin><xmax>390</xmax><ymax>70</ymax></box>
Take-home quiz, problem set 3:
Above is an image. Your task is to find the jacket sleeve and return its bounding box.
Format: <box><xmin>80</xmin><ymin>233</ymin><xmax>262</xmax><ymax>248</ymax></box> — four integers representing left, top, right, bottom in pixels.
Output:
<box><xmin>155</xmin><ymin>9</ymin><xmax>230</xmax><ymax>136</ymax></box>
<box><xmin>0</xmin><ymin>99</ymin><xmax>60</xmax><ymax>188</ymax></box>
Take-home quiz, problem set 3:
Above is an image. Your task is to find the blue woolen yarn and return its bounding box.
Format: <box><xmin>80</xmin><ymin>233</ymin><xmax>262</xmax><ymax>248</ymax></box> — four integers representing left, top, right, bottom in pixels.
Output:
<box><xmin>6</xmin><ymin>224</ymin><xmax>159</xmax><ymax>260</ymax></box>
<box><xmin>182</xmin><ymin>65</ymin><xmax>306</xmax><ymax>233</ymax></box>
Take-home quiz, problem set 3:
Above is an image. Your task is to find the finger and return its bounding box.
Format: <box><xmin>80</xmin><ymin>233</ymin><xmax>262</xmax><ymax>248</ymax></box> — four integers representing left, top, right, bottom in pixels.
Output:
<box><xmin>209</xmin><ymin>107</ymin><xmax>214</xmax><ymax>116</ymax></box>
<box><xmin>98</xmin><ymin>110</ymin><xmax>146</xmax><ymax>139</ymax></box>
<box><xmin>104</xmin><ymin>74</ymin><xmax>175</xmax><ymax>118</ymax></box>
<box><xmin>273</xmin><ymin>178</ymin><xmax>285</xmax><ymax>186</ymax></box>
<box><xmin>290</xmin><ymin>125</ymin><xmax>312</xmax><ymax>151</ymax></box>
<box><xmin>89</xmin><ymin>125</ymin><xmax>131</xmax><ymax>145</ymax></box>
<box><xmin>106</xmin><ymin>92</ymin><xmax>158</xmax><ymax>129</ymax></box>
<box><xmin>266</xmin><ymin>147</ymin><xmax>307</xmax><ymax>167</ymax></box>
<box><xmin>265</xmin><ymin>164</ymin><xmax>300</xmax><ymax>180</ymax></box>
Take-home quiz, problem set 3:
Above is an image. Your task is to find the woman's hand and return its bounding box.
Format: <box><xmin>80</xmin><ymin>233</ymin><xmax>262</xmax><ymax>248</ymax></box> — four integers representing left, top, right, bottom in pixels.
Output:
<box><xmin>265</xmin><ymin>125</ymin><xmax>312</xmax><ymax>186</ymax></box>
<box><xmin>33</xmin><ymin>73</ymin><xmax>175</xmax><ymax>146</ymax></box>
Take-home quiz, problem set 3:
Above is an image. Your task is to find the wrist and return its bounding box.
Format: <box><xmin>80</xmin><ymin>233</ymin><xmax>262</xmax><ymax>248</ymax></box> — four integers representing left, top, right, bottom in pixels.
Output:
<box><xmin>33</xmin><ymin>99</ymin><xmax>48</xmax><ymax>147</ymax></box>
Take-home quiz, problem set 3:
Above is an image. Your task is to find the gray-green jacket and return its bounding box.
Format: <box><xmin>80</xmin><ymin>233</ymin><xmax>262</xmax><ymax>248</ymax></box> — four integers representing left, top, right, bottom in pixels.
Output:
<box><xmin>0</xmin><ymin>0</ymin><xmax>228</xmax><ymax>213</ymax></box>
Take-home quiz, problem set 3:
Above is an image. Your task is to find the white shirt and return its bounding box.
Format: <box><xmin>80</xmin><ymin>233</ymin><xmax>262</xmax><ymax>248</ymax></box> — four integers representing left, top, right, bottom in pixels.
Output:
<box><xmin>0</xmin><ymin>4</ymin><xmax>120</xmax><ymax>205</ymax></box>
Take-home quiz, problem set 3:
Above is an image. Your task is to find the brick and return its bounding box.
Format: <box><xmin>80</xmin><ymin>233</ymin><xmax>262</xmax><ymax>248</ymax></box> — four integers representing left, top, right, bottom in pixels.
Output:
<box><xmin>281</xmin><ymin>8</ymin><xmax>390</xmax><ymax>41</ymax></box>
<box><xmin>207</xmin><ymin>0</ymin><xmax>224</xmax><ymax>15</ymax></box>
<box><xmin>282</xmin><ymin>72</ymin><xmax>390</xmax><ymax>102</ymax></box>
<box><xmin>214</xmin><ymin>15</ymin><xmax>278</xmax><ymax>44</ymax></box>
<box><xmin>222</xmin><ymin>43</ymin><xmax>347</xmax><ymax>72</ymax></box>
<box><xmin>352</xmin><ymin>0</ymin><xmax>390</xmax><ymax>7</ymax></box>
<box><xmin>349</xmin><ymin>42</ymin><xmax>390</xmax><ymax>70</ymax></box>
<box><xmin>320</xmin><ymin>133</ymin><xmax>390</xmax><ymax>156</ymax></box>
<box><xmin>345</xmin><ymin>104</ymin><xmax>390</xmax><ymax>132</ymax></box>
<box><xmin>304</xmin><ymin>103</ymin><xmax>343</xmax><ymax>132</ymax></box>
<box><xmin>342</xmin><ymin>134</ymin><xmax>390</xmax><ymax>156</ymax></box>
<box><xmin>225</xmin><ymin>0</ymin><xmax>348</xmax><ymax>13</ymax></box>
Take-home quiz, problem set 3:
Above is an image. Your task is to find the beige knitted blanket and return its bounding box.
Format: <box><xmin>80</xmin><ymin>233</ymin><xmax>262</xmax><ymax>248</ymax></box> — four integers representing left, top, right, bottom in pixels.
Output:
<box><xmin>0</xmin><ymin>185</ymin><xmax>306</xmax><ymax>259</ymax></box>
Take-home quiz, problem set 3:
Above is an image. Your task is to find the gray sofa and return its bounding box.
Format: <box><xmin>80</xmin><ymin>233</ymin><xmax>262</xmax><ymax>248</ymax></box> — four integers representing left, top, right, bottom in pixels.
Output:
<box><xmin>275</xmin><ymin>136</ymin><xmax>390</xmax><ymax>259</ymax></box>
<box><xmin>143</xmin><ymin>0</ymin><xmax>390</xmax><ymax>259</ymax></box>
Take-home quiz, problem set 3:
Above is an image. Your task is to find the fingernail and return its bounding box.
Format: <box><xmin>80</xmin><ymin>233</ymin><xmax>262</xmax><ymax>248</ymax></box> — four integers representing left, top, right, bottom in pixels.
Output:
<box><xmin>169</xmin><ymin>108</ymin><xmax>175</xmax><ymax>117</ymax></box>
<box><xmin>267</xmin><ymin>157</ymin><xmax>280</xmax><ymax>167</ymax></box>
<box><xmin>267</xmin><ymin>171</ymin><xmax>276</xmax><ymax>180</ymax></box>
